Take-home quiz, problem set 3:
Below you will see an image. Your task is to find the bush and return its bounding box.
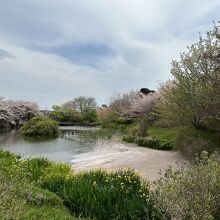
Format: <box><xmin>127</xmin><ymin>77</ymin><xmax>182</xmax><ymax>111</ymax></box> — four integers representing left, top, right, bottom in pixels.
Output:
<box><xmin>40</xmin><ymin>169</ymin><xmax>164</xmax><ymax>220</ymax></box>
<box><xmin>51</xmin><ymin>105</ymin><xmax>83</xmax><ymax>123</ymax></box>
<box><xmin>153</xmin><ymin>151</ymin><xmax>220</xmax><ymax>220</ymax></box>
<box><xmin>83</xmin><ymin>110</ymin><xmax>98</xmax><ymax>123</ymax></box>
<box><xmin>174</xmin><ymin>126</ymin><xmax>219</xmax><ymax>158</ymax></box>
<box><xmin>123</xmin><ymin>135</ymin><xmax>173</xmax><ymax>150</ymax></box>
<box><xmin>122</xmin><ymin>135</ymin><xmax>137</xmax><ymax>143</ymax></box>
<box><xmin>21</xmin><ymin>116</ymin><xmax>59</xmax><ymax>137</ymax></box>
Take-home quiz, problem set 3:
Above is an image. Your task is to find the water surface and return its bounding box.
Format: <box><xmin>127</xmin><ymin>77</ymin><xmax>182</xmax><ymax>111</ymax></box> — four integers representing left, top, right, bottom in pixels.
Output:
<box><xmin>0</xmin><ymin>126</ymin><xmax>127</xmax><ymax>163</ymax></box>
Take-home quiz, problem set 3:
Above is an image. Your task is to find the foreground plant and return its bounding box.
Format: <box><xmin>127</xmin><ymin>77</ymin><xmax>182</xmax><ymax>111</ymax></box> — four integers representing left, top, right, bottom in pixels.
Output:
<box><xmin>39</xmin><ymin>169</ymin><xmax>165</xmax><ymax>220</ymax></box>
<box><xmin>152</xmin><ymin>151</ymin><xmax>220</xmax><ymax>220</ymax></box>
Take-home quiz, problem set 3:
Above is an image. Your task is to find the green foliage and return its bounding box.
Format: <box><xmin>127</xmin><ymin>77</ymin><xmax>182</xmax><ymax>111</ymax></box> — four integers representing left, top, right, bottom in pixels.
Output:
<box><xmin>175</xmin><ymin>126</ymin><xmax>219</xmax><ymax>158</ymax></box>
<box><xmin>21</xmin><ymin>116</ymin><xmax>59</xmax><ymax>137</ymax></box>
<box><xmin>153</xmin><ymin>151</ymin><xmax>220</xmax><ymax>220</ymax></box>
<box><xmin>51</xmin><ymin>99</ymin><xmax>98</xmax><ymax>124</ymax></box>
<box><xmin>83</xmin><ymin>110</ymin><xmax>97</xmax><ymax>123</ymax></box>
<box><xmin>122</xmin><ymin>135</ymin><xmax>173</xmax><ymax>151</ymax></box>
<box><xmin>200</xmin><ymin>117</ymin><xmax>220</xmax><ymax>134</ymax></box>
<box><xmin>51</xmin><ymin>105</ymin><xmax>83</xmax><ymax>123</ymax></box>
<box><xmin>0</xmin><ymin>150</ymin><xmax>89</xmax><ymax>220</ymax></box>
<box><xmin>74</xmin><ymin>96</ymin><xmax>98</xmax><ymax>114</ymax></box>
<box><xmin>23</xmin><ymin>205</ymin><xmax>77</xmax><ymax>220</ymax></box>
<box><xmin>122</xmin><ymin>135</ymin><xmax>137</xmax><ymax>143</ymax></box>
<box><xmin>147</xmin><ymin>127</ymin><xmax>178</xmax><ymax>148</ymax></box>
<box><xmin>156</xmin><ymin>24</ymin><xmax>220</xmax><ymax>130</ymax></box>
<box><xmin>0</xmin><ymin>150</ymin><xmax>166</xmax><ymax>220</ymax></box>
<box><xmin>40</xmin><ymin>169</ymin><xmax>164</xmax><ymax>220</ymax></box>
<box><xmin>98</xmin><ymin>108</ymin><xmax>134</xmax><ymax>129</ymax></box>
<box><xmin>23</xmin><ymin>157</ymin><xmax>51</xmax><ymax>181</ymax></box>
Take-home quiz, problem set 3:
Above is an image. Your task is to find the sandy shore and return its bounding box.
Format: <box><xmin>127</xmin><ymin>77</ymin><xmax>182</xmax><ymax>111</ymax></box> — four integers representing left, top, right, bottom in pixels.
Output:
<box><xmin>72</xmin><ymin>142</ymin><xmax>184</xmax><ymax>181</ymax></box>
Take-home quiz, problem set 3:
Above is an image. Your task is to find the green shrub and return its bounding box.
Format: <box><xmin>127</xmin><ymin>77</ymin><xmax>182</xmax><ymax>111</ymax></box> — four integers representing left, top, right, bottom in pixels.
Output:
<box><xmin>123</xmin><ymin>136</ymin><xmax>173</xmax><ymax>150</ymax></box>
<box><xmin>153</xmin><ymin>151</ymin><xmax>220</xmax><ymax>220</ymax></box>
<box><xmin>83</xmin><ymin>110</ymin><xmax>98</xmax><ymax>123</ymax></box>
<box><xmin>174</xmin><ymin>126</ymin><xmax>219</xmax><ymax>158</ymax></box>
<box><xmin>122</xmin><ymin>135</ymin><xmax>137</xmax><ymax>143</ymax></box>
<box><xmin>137</xmin><ymin>139</ymin><xmax>160</xmax><ymax>149</ymax></box>
<box><xmin>159</xmin><ymin>143</ymin><xmax>173</xmax><ymax>151</ymax></box>
<box><xmin>21</xmin><ymin>116</ymin><xmax>59</xmax><ymax>137</ymax></box>
<box><xmin>51</xmin><ymin>105</ymin><xmax>83</xmax><ymax>123</ymax></box>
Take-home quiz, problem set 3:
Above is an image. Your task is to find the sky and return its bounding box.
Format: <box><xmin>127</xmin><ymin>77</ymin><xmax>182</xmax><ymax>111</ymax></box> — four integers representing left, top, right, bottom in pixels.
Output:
<box><xmin>0</xmin><ymin>0</ymin><xmax>219</xmax><ymax>109</ymax></box>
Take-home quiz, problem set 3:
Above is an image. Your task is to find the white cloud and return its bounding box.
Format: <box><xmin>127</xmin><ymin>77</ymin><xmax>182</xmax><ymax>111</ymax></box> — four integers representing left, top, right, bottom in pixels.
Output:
<box><xmin>0</xmin><ymin>0</ymin><xmax>219</xmax><ymax>108</ymax></box>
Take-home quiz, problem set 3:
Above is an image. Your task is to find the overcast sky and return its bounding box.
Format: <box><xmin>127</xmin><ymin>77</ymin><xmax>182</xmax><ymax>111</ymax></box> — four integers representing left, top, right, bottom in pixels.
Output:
<box><xmin>0</xmin><ymin>0</ymin><xmax>219</xmax><ymax>109</ymax></box>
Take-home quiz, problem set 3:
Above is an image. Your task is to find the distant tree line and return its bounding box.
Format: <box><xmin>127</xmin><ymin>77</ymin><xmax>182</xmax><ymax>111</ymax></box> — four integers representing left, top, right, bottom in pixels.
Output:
<box><xmin>50</xmin><ymin>96</ymin><xmax>98</xmax><ymax>124</ymax></box>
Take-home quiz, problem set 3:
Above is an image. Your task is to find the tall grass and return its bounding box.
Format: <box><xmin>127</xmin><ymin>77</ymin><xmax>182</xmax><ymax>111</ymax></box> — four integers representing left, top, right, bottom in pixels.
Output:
<box><xmin>40</xmin><ymin>169</ymin><xmax>164</xmax><ymax>220</ymax></box>
<box><xmin>0</xmin><ymin>149</ymin><xmax>165</xmax><ymax>220</ymax></box>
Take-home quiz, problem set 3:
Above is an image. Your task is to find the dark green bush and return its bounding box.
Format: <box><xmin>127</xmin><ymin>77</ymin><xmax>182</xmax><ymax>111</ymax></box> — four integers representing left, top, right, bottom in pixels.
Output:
<box><xmin>21</xmin><ymin>116</ymin><xmax>59</xmax><ymax>137</ymax></box>
<box><xmin>159</xmin><ymin>143</ymin><xmax>173</xmax><ymax>151</ymax></box>
<box><xmin>122</xmin><ymin>135</ymin><xmax>137</xmax><ymax>143</ymax></box>
<box><xmin>137</xmin><ymin>139</ymin><xmax>160</xmax><ymax>149</ymax></box>
<box><xmin>83</xmin><ymin>110</ymin><xmax>98</xmax><ymax>123</ymax></box>
<box><xmin>123</xmin><ymin>136</ymin><xmax>173</xmax><ymax>150</ymax></box>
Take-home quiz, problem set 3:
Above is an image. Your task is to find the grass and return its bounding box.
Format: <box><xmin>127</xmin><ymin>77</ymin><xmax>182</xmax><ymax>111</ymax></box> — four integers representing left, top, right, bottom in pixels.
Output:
<box><xmin>0</xmin><ymin>150</ymin><xmax>86</xmax><ymax>220</ymax></box>
<box><xmin>0</xmin><ymin>149</ymin><xmax>165</xmax><ymax>220</ymax></box>
<box><xmin>39</xmin><ymin>169</ymin><xmax>163</xmax><ymax>220</ymax></box>
<box><xmin>147</xmin><ymin>126</ymin><xmax>178</xmax><ymax>147</ymax></box>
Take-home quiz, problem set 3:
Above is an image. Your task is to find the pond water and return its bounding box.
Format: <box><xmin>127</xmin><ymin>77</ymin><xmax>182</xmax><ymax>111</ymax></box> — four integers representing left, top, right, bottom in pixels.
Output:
<box><xmin>0</xmin><ymin>126</ymin><xmax>128</xmax><ymax>164</ymax></box>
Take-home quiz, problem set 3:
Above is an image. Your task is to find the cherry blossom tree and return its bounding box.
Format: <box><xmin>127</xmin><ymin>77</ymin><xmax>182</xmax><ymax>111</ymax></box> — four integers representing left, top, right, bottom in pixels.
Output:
<box><xmin>0</xmin><ymin>98</ymin><xmax>39</xmax><ymax>128</ymax></box>
<box><xmin>110</xmin><ymin>90</ymin><xmax>139</xmax><ymax>116</ymax></box>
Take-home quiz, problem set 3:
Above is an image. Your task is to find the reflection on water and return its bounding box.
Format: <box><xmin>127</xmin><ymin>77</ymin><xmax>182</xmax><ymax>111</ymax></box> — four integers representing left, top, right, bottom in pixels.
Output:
<box><xmin>0</xmin><ymin>127</ymin><xmax>127</xmax><ymax>164</ymax></box>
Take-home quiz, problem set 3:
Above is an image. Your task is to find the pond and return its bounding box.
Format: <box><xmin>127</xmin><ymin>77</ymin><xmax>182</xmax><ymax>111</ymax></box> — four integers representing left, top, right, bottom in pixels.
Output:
<box><xmin>0</xmin><ymin>126</ymin><xmax>183</xmax><ymax>180</ymax></box>
<box><xmin>0</xmin><ymin>126</ymin><xmax>128</xmax><ymax>164</ymax></box>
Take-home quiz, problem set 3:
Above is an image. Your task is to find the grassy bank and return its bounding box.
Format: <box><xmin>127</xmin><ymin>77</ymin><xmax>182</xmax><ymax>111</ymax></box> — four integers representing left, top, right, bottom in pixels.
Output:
<box><xmin>0</xmin><ymin>150</ymin><xmax>164</xmax><ymax>220</ymax></box>
<box><xmin>1</xmin><ymin>149</ymin><xmax>220</xmax><ymax>219</ymax></box>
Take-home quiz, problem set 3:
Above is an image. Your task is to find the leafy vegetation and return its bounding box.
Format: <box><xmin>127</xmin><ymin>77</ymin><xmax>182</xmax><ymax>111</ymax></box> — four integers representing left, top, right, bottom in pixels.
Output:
<box><xmin>51</xmin><ymin>96</ymin><xmax>98</xmax><ymax>124</ymax></box>
<box><xmin>0</xmin><ymin>150</ymin><xmax>77</xmax><ymax>220</ymax></box>
<box><xmin>21</xmin><ymin>116</ymin><xmax>59</xmax><ymax>137</ymax></box>
<box><xmin>122</xmin><ymin>135</ymin><xmax>173</xmax><ymax>150</ymax></box>
<box><xmin>40</xmin><ymin>169</ymin><xmax>163</xmax><ymax>220</ymax></box>
<box><xmin>51</xmin><ymin>104</ymin><xmax>83</xmax><ymax>123</ymax></box>
<box><xmin>0</xmin><ymin>150</ymin><xmax>164</xmax><ymax>220</ymax></box>
<box><xmin>153</xmin><ymin>152</ymin><xmax>220</xmax><ymax>220</ymax></box>
<box><xmin>97</xmin><ymin>24</ymin><xmax>220</xmax><ymax>156</ymax></box>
